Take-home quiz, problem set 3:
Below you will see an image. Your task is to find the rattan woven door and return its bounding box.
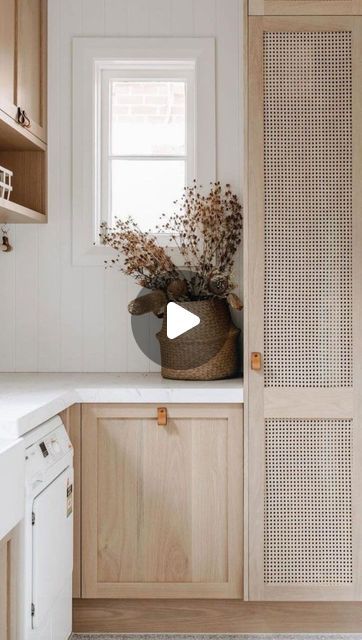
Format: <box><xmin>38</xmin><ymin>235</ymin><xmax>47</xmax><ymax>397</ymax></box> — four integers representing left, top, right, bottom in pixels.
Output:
<box><xmin>247</xmin><ymin>16</ymin><xmax>362</xmax><ymax>600</ymax></box>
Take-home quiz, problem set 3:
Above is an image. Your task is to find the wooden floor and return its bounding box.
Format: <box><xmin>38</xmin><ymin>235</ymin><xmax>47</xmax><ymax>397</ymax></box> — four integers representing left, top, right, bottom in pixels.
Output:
<box><xmin>73</xmin><ymin>599</ymin><xmax>362</xmax><ymax>634</ymax></box>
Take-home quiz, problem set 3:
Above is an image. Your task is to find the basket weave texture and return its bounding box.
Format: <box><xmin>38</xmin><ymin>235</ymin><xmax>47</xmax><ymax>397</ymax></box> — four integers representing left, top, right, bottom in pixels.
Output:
<box><xmin>157</xmin><ymin>299</ymin><xmax>240</xmax><ymax>380</ymax></box>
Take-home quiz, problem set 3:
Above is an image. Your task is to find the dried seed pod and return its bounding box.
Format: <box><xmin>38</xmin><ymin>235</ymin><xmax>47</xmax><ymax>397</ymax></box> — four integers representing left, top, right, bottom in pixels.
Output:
<box><xmin>167</xmin><ymin>278</ymin><xmax>188</xmax><ymax>300</ymax></box>
<box><xmin>128</xmin><ymin>290</ymin><xmax>167</xmax><ymax>316</ymax></box>
<box><xmin>207</xmin><ymin>271</ymin><xmax>229</xmax><ymax>296</ymax></box>
<box><xmin>227</xmin><ymin>292</ymin><xmax>243</xmax><ymax>310</ymax></box>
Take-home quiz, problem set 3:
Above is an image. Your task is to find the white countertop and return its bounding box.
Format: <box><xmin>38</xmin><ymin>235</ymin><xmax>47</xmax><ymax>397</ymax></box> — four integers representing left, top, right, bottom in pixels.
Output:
<box><xmin>0</xmin><ymin>373</ymin><xmax>244</xmax><ymax>438</ymax></box>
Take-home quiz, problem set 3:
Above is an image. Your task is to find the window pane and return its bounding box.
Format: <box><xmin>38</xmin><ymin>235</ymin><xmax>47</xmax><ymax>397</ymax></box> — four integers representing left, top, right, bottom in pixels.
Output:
<box><xmin>111</xmin><ymin>81</ymin><xmax>186</xmax><ymax>156</ymax></box>
<box><xmin>111</xmin><ymin>159</ymin><xmax>185</xmax><ymax>231</ymax></box>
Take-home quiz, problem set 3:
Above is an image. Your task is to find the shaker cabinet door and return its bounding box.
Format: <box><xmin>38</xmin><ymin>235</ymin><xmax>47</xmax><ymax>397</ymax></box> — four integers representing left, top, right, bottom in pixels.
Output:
<box><xmin>0</xmin><ymin>0</ymin><xmax>17</xmax><ymax>120</ymax></box>
<box><xmin>0</xmin><ymin>0</ymin><xmax>47</xmax><ymax>143</ymax></box>
<box><xmin>16</xmin><ymin>0</ymin><xmax>47</xmax><ymax>142</ymax></box>
<box><xmin>81</xmin><ymin>403</ymin><xmax>243</xmax><ymax>599</ymax></box>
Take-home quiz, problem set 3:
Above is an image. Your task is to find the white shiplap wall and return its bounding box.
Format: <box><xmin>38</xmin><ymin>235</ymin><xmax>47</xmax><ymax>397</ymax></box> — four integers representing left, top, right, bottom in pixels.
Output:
<box><xmin>0</xmin><ymin>0</ymin><xmax>243</xmax><ymax>372</ymax></box>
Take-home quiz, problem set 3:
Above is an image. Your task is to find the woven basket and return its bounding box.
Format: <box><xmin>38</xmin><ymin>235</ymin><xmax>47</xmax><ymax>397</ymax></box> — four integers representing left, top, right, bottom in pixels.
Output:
<box><xmin>156</xmin><ymin>299</ymin><xmax>240</xmax><ymax>381</ymax></box>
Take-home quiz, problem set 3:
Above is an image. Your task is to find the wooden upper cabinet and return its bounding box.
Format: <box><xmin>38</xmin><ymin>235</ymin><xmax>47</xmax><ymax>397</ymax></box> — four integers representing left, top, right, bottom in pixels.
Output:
<box><xmin>0</xmin><ymin>0</ymin><xmax>47</xmax><ymax>144</ymax></box>
<box><xmin>0</xmin><ymin>0</ymin><xmax>17</xmax><ymax>120</ymax></box>
<box><xmin>81</xmin><ymin>404</ymin><xmax>243</xmax><ymax>599</ymax></box>
<box><xmin>17</xmin><ymin>0</ymin><xmax>46</xmax><ymax>142</ymax></box>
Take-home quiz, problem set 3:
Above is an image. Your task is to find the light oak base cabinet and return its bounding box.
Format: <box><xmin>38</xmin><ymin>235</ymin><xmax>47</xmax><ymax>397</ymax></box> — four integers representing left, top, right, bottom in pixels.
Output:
<box><xmin>81</xmin><ymin>403</ymin><xmax>243</xmax><ymax>599</ymax></box>
<box><xmin>0</xmin><ymin>528</ymin><xmax>17</xmax><ymax>640</ymax></box>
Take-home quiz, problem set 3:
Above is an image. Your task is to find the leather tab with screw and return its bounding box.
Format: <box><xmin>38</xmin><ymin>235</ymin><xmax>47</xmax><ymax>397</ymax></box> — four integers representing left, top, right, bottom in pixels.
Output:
<box><xmin>251</xmin><ymin>352</ymin><xmax>262</xmax><ymax>371</ymax></box>
<box><xmin>157</xmin><ymin>407</ymin><xmax>167</xmax><ymax>426</ymax></box>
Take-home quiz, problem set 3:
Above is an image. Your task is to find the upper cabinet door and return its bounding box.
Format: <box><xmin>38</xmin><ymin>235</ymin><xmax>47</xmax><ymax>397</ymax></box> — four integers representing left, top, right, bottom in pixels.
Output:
<box><xmin>247</xmin><ymin>16</ymin><xmax>362</xmax><ymax>601</ymax></box>
<box><xmin>0</xmin><ymin>0</ymin><xmax>17</xmax><ymax>119</ymax></box>
<box><xmin>0</xmin><ymin>0</ymin><xmax>47</xmax><ymax>144</ymax></box>
<box><xmin>16</xmin><ymin>0</ymin><xmax>47</xmax><ymax>143</ymax></box>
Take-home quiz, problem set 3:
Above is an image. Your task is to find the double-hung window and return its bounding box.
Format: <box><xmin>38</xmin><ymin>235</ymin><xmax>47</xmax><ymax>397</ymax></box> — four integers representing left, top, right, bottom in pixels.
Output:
<box><xmin>100</xmin><ymin>64</ymin><xmax>195</xmax><ymax>234</ymax></box>
<box><xmin>73</xmin><ymin>38</ymin><xmax>215</xmax><ymax>265</ymax></box>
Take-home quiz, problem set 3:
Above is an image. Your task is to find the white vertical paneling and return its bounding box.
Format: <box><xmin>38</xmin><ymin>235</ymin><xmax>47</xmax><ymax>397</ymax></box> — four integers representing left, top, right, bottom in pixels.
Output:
<box><xmin>82</xmin><ymin>267</ymin><xmax>105</xmax><ymax>371</ymax></box>
<box><xmin>59</xmin><ymin>0</ymin><xmax>83</xmax><ymax>371</ymax></box>
<box><xmin>81</xmin><ymin>0</ymin><xmax>105</xmax><ymax>34</ymax></box>
<box><xmin>194</xmin><ymin>0</ymin><xmax>216</xmax><ymax>35</ymax></box>
<box><xmin>14</xmin><ymin>226</ymin><xmax>38</xmax><ymax>370</ymax></box>
<box><xmin>148</xmin><ymin>0</ymin><xmax>172</xmax><ymax>35</ymax></box>
<box><xmin>0</xmin><ymin>0</ymin><xmax>243</xmax><ymax>372</ymax></box>
<box><xmin>0</xmin><ymin>237</ymin><xmax>16</xmax><ymax>371</ymax></box>
<box><xmin>37</xmin><ymin>0</ymin><xmax>61</xmax><ymax>371</ymax></box>
<box><xmin>104</xmin><ymin>269</ymin><xmax>128</xmax><ymax>371</ymax></box>
<box><xmin>171</xmin><ymin>0</ymin><xmax>194</xmax><ymax>36</ymax></box>
<box><xmin>104</xmin><ymin>0</ymin><xmax>128</xmax><ymax>35</ymax></box>
<box><xmin>127</xmin><ymin>0</ymin><xmax>150</xmax><ymax>35</ymax></box>
<box><xmin>37</xmin><ymin>224</ymin><xmax>61</xmax><ymax>371</ymax></box>
<box><xmin>215</xmin><ymin>0</ymin><xmax>242</xmax><ymax>185</ymax></box>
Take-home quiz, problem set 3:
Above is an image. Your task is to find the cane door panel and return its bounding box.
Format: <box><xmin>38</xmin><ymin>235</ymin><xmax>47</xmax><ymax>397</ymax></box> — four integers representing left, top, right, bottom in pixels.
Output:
<box><xmin>247</xmin><ymin>16</ymin><xmax>362</xmax><ymax>600</ymax></box>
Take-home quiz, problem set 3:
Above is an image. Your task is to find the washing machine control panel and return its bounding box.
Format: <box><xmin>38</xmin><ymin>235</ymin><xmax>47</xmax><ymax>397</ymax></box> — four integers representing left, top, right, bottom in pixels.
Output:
<box><xmin>26</xmin><ymin>425</ymin><xmax>72</xmax><ymax>485</ymax></box>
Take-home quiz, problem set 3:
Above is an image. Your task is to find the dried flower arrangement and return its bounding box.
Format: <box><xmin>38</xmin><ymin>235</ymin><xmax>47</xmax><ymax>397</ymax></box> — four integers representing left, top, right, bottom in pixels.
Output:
<box><xmin>101</xmin><ymin>181</ymin><xmax>243</xmax><ymax>315</ymax></box>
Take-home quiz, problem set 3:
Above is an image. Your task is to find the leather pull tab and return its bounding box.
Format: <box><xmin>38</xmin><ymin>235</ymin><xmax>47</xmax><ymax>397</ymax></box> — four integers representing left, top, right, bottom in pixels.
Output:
<box><xmin>251</xmin><ymin>352</ymin><xmax>262</xmax><ymax>371</ymax></box>
<box><xmin>157</xmin><ymin>407</ymin><xmax>167</xmax><ymax>426</ymax></box>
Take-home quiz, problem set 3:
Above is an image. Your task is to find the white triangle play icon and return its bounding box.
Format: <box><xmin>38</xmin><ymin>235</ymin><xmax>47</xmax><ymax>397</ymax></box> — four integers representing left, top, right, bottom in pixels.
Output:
<box><xmin>166</xmin><ymin>302</ymin><xmax>200</xmax><ymax>340</ymax></box>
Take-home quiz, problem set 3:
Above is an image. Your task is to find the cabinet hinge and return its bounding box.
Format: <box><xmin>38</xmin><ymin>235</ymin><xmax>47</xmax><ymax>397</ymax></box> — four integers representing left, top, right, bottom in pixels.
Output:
<box><xmin>32</xmin><ymin>512</ymin><xmax>35</xmax><ymax>525</ymax></box>
<box><xmin>31</xmin><ymin>603</ymin><xmax>35</xmax><ymax>617</ymax></box>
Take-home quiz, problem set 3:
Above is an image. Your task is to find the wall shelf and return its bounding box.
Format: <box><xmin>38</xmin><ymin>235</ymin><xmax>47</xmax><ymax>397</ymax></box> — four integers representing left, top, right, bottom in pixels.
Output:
<box><xmin>0</xmin><ymin>110</ymin><xmax>46</xmax><ymax>153</ymax></box>
<box><xmin>0</xmin><ymin>198</ymin><xmax>46</xmax><ymax>224</ymax></box>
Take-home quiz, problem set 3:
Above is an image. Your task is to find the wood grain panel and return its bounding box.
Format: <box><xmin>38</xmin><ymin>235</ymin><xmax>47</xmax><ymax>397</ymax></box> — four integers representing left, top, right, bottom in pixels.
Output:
<box><xmin>82</xmin><ymin>404</ymin><xmax>243</xmax><ymax>598</ymax></box>
<box><xmin>97</xmin><ymin>418</ymin><xmax>142</xmax><ymax>583</ymax></box>
<box><xmin>73</xmin><ymin>598</ymin><xmax>362</xmax><ymax>633</ymax></box>
<box><xmin>139</xmin><ymin>417</ymin><xmax>192</xmax><ymax>583</ymax></box>
<box><xmin>0</xmin><ymin>151</ymin><xmax>46</xmax><ymax>213</ymax></box>
<box><xmin>0</xmin><ymin>528</ymin><xmax>17</xmax><ymax>640</ymax></box>
<box><xmin>191</xmin><ymin>419</ymin><xmax>228</xmax><ymax>582</ymax></box>
<box><xmin>17</xmin><ymin>0</ymin><xmax>47</xmax><ymax>142</ymax></box>
<box><xmin>264</xmin><ymin>388</ymin><xmax>353</xmax><ymax>418</ymax></box>
<box><xmin>249</xmin><ymin>0</ymin><xmax>362</xmax><ymax>14</ymax></box>
<box><xmin>0</xmin><ymin>0</ymin><xmax>16</xmax><ymax>118</ymax></box>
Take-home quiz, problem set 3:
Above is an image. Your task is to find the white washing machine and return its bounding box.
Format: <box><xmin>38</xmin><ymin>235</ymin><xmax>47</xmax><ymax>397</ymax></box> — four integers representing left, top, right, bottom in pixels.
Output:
<box><xmin>17</xmin><ymin>415</ymin><xmax>74</xmax><ymax>640</ymax></box>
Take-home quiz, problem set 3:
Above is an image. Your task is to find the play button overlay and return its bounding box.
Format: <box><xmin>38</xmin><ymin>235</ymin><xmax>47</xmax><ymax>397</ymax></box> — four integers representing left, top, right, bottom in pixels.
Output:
<box><xmin>166</xmin><ymin>302</ymin><xmax>200</xmax><ymax>339</ymax></box>
<box><xmin>129</xmin><ymin>271</ymin><xmax>234</xmax><ymax>369</ymax></box>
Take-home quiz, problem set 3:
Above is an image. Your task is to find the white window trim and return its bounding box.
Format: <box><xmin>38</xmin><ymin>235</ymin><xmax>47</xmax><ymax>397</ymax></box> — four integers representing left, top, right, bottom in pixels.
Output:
<box><xmin>72</xmin><ymin>37</ymin><xmax>216</xmax><ymax>266</ymax></box>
